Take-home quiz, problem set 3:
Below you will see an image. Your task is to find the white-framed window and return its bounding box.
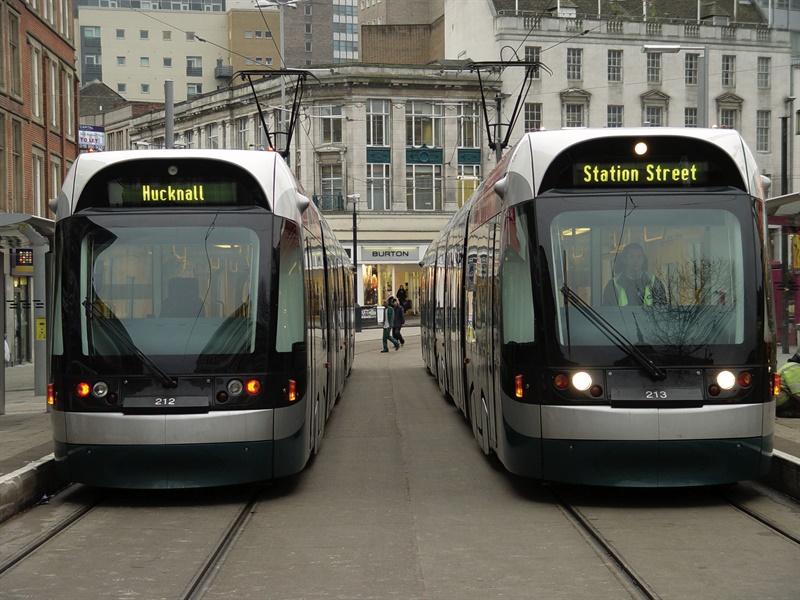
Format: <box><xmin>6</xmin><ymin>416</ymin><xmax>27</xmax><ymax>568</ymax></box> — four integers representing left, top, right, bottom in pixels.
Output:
<box><xmin>32</xmin><ymin>151</ymin><xmax>45</xmax><ymax>216</ymax></box>
<box><xmin>140</xmin><ymin>30</ymin><xmax>149</xmax><ymax>40</ymax></box>
<box><xmin>457</xmin><ymin>164</ymin><xmax>480</xmax><ymax>208</ymax></box>
<box><xmin>756</xmin><ymin>110</ymin><xmax>770</xmax><ymax>152</ymax></box>
<box><xmin>366</xmin><ymin>99</ymin><xmax>390</xmax><ymax>146</ymax></box>
<box><xmin>406</xmin><ymin>164</ymin><xmax>442</xmax><ymax>211</ymax></box>
<box><xmin>117</xmin><ymin>83</ymin><xmax>127</xmax><ymax>93</ymax></box>
<box><xmin>567</xmin><ymin>48</ymin><xmax>582</xmax><ymax>80</ymax></box>
<box><xmin>525</xmin><ymin>46</ymin><xmax>541</xmax><ymax>80</ymax></box>
<box><xmin>757</xmin><ymin>57</ymin><xmax>770</xmax><ymax>89</ymax></box>
<box><xmin>9</xmin><ymin>12</ymin><xmax>22</xmax><ymax>96</ymax></box>
<box><xmin>163</xmin><ymin>30</ymin><xmax>171</xmax><ymax>41</ymax></box>
<box><xmin>31</xmin><ymin>46</ymin><xmax>43</xmax><ymax>119</ymax></box>
<box><xmin>719</xmin><ymin>108</ymin><xmax>737</xmax><ymax>129</ymax></box>
<box><xmin>646</xmin><ymin>52</ymin><xmax>661</xmax><ymax>84</ymax></box>
<box><xmin>319</xmin><ymin>106</ymin><xmax>343</xmax><ymax>144</ymax></box>
<box><xmin>236</xmin><ymin>116</ymin><xmax>249</xmax><ymax>149</ymax></box>
<box><xmin>50</xmin><ymin>155</ymin><xmax>61</xmax><ymax>213</ymax></box>
<box><xmin>564</xmin><ymin>103</ymin><xmax>584</xmax><ymax>128</ymax></box>
<box><xmin>117</xmin><ymin>56</ymin><xmax>126</xmax><ymax>66</ymax></box>
<box><xmin>206</xmin><ymin>123</ymin><xmax>219</xmax><ymax>148</ymax></box>
<box><xmin>607</xmin><ymin>50</ymin><xmax>622</xmax><ymax>83</ymax></box>
<box><xmin>320</xmin><ymin>164</ymin><xmax>343</xmax><ymax>203</ymax></box>
<box><xmin>367</xmin><ymin>163</ymin><xmax>391</xmax><ymax>211</ymax></box>
<box><xmin>524</xmin><ymin>102</ymin><xmax>542</xmax><ymax>132</ymax></box>
<box><xmin>116</xmin><ymin>29</ymin><xmax>125</xmax><ymax>39</ymax></box>
<box><xmin>406</xmin><ymin>101</ymin><xmax>442</xmax><ymax>147</ymax></box>
<box><xmin>141</xmin><ymin>83</ymin><xmax>150</xmax><ymax>94</ymax></box>
<box><xmin>65</xmin><ymin>73</ymin><xmax>74</xmax><ymax>137</ymax></box>
<box><xmin>644</xmin><ymin>106</ymin><xmax>663</xmax><ymax>127</ymax></box>
<box><xmin>684</xmin><ymin>107</ymin><xmax>698</xmax><ymax>128</ymax></box>
<box><xmin>140</xmin><ymin>57</ymin><xmax>150</xmax><ymax>67</ymax></box>
<box><xmin>49</xmin><ymin>59</ymin><xmax>59</xmax><ymax>129</ymax></box>
<box><xmin>721</xmin><ymin>55</ymin><xmax>735</xmax><ymax>87</ymax></box>
<box><xmin>458</xmin><ymin>102</ymin><xmax>480</xmax><ymax>148</ymax></box>
<box><xmin>685</xmin><ymin>53</ymin><xmax>699</xmax><ymax>85</ymax></box>
<box><xmin>164</xmin><ymin>58</ymin><xmax>172</xmax><ymax>68</ymax></box>
<box><xmin>607</xmin><ymin>105</ymin><xmax>623</xmax><ymax>127</ymax></box>
<box><xmin>187</xmin><ymin>83</ymin><xmax>202</xmax><ymax>98</ymax></box>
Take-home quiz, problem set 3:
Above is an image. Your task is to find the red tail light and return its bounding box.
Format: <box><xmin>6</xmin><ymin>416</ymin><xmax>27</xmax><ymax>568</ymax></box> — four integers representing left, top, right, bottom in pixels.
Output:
<box><xmin>76</xmin><ymin>382</ymin><xmax>91</xmax><ymax>397</ymax></box>
<box><xmin>287</xmin><ymin>379</ymin><xmax>297</xmax><ymax>402</ymax></box>
<box><xmin>515</xmin><ymin>375</ymin><xmax>524</xmax><ymax>399</ymax></box>
<box><xmin>772</xmin><ymin>372</ymin><xmax>781</xmax><ymax>396</ymax></box>
<box><xmin>48</xmin><ymin>384</ymin><xmax>55</xmax><ymax>406</ymax></box>
<box><xmin>246</xmin><ymin>379</ymin><xmax>261</xmax><ymax>395</ymax></box>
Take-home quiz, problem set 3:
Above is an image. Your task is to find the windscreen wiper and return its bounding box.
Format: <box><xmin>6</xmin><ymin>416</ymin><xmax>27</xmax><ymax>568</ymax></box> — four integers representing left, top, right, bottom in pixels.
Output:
<box><xmin>84</xmin><ymin>300</ymin><xmax>178</xmax><ymax>388</ymax></box>
<box><xmin>560</xmin><ymin>284</ymin><xmax>666</xmax><ymax>381</ymax></box>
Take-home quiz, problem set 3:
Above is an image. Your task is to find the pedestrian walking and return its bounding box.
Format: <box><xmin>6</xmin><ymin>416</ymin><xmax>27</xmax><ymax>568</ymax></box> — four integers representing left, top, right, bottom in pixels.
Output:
<box><xmin>392</xmin><ymin>297</ymin><xmax>405</xmax><ymax>346</ymax></box>
<box><xmin>381</xmin><ymin>298</ymin><xmax>400</xmax><ymax>352</ymax></box>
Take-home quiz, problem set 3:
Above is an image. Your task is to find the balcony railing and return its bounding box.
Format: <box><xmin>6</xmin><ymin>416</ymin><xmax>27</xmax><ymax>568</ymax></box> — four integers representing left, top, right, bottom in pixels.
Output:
<box><xmin>186</xmin><ymin>67</ymin><xmax>203</xmax><ymax>77</ymax></box>
<box><xmin>312</xmin><ymin>194</ymin><xmax>344</xmax><ymax>212</ymax></box>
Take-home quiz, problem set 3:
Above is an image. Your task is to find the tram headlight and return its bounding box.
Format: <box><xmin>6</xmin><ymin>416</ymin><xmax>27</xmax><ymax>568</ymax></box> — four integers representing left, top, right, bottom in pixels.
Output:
<box><xmin>716</xmin><ymin>370</ymin><xmax>736</xmax><ymax>391</ymax></box>
<box><xmin>92</xmin><ymin>381</ymin><xmax>109</xmax><ymax>398</ymax></box>
<box><xmin>572</xmin><ymin>372</ymin><xmax>593</xmax><ymax>391</ymax></box>
<box><xmin>227</xmin><ymin>379</ymin><xmax>244</xmax><ymax>396</ymax></box>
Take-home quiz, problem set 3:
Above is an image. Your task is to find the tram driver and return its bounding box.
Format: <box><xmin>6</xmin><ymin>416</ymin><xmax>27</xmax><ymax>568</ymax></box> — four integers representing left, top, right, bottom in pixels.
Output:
<box><xmin>603</xmin><ymin>243</ymin><xmax>667</xmax><ymax>307</ymax></box>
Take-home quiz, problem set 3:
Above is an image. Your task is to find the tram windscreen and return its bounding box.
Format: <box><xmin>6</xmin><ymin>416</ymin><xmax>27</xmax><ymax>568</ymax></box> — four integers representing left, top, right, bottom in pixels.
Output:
<box><xmin>536</xmin><ymin>192</ymin><xmax>755</xmax><ymax>355</ymax></box>
<box><xmin>79</xmin><ymin>223</ymin><xmax>260</xmax><ymax>366</ymax></box>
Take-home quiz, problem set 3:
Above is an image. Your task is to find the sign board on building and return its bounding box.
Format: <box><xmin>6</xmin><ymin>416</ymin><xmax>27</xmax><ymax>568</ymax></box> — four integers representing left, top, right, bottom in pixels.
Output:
<box><xmin>362</xmin><ymin>246</ymin><xmax>420</xmax><ymax>263</ymax></box>
<box><xmin>11</xmin><ymin>249</ymin><xmax>34</xmax><ymax>276</ymax></box>
<box><xmin>79</xmin><ymin>124</ymin><xmax>105</xmax><ymax>152</ymax></box>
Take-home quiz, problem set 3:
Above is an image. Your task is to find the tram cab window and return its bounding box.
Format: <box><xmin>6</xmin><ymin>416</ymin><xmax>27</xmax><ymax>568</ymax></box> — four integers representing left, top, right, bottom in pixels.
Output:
<box><xmin>547</xmin><ymin>202</ymin><xmax>747</xmax><ymax>349</ymax></box>
<box><xmin>501</xmin><ymin>209</ymin><xmax>535</xmax><ymax>344</ymax></box>
<box><xmin>80</xmin><ymin>224</ymin><xmax>260</xmax><ymax>358</ymax></box>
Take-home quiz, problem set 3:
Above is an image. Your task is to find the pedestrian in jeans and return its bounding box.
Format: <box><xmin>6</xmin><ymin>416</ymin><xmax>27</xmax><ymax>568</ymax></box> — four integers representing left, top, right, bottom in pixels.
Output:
<box><xmin>381</xmin><ymin>298</ymin><xmax>400</xmax><ymax>352</ymax></box>
<box><xmin>392</xmin><ymin>297</ymin><xmax>405</xmax><ymax>346</ymax></box>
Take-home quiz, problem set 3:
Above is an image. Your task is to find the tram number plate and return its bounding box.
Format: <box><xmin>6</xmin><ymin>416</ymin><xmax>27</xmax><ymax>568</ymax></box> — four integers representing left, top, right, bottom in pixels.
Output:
<box><xmin>124</xmin><ymin>396</ymin><xmax>209</xmax><ymax>408</ymax></box>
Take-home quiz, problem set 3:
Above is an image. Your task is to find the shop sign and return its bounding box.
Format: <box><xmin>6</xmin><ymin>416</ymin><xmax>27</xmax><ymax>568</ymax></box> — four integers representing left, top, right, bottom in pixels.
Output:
<box><xmin>363</xmin><ymin>246</ymin><xmax>419</xmax><ymax>262</ymax></box>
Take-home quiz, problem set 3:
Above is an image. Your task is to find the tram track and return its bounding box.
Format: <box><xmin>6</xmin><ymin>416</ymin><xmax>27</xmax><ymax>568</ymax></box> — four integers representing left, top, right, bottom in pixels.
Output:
<box><xmin>548</xmin><ymin>485</ymin><xmax>661</xmax><ymax>600</ymax></box>
<box><xmin>716</xmin><ymin>481</ymin><xmax>800</xmax><ymax>547</ymax></box>
<box><xmin>0</xmin><ymin>490</ymin><xmax>103</xmax><ymax>576</ymax></box>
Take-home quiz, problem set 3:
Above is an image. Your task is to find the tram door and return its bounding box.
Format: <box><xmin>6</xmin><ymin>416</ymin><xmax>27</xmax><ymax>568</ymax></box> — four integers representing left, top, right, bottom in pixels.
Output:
<box><xmin>305</xmin><ymin>238</ymin><xmax>327</xmax><ymax>453</ymax></box>
<box><xmin>487</xmin><ymin>221</ymin><xmax>500</xmax><ymax>451</ymax></box>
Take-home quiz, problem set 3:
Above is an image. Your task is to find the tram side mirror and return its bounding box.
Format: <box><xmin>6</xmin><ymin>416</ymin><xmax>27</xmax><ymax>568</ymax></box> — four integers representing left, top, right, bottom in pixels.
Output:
<box><xmin>494</xmin><ymin>175</ymin><xmax>508</xmax><ymax>199</ymax></box>
<box><xmin>296</xmin><ymin>193</ymin><xmax>311</xmax><ymax>214</ymax></box>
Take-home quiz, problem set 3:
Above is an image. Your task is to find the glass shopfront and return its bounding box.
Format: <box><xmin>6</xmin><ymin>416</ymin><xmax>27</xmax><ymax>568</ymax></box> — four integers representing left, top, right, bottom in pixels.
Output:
<box><xmin>358</xmin><ymin>245</ymin><xmax>424</xmax><ymax>316</ymax></box>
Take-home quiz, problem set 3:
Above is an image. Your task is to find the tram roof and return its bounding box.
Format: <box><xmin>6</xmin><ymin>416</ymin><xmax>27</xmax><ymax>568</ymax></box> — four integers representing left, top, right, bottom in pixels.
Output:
<box><xmin>508</xmin><ymin>127</ymin><xmax>763</xmax><ymax>199</ymax></box>
<box><xmin>55</xmin><ymin>149</ymin><xmax>307</xmax><ymax>222</ymax></box>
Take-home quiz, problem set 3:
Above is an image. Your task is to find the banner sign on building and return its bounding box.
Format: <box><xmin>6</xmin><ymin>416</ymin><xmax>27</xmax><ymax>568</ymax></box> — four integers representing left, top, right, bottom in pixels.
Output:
<box><xmin>362</xmin><ymin>246</ymin><xmax>420</xmax><ymax>263</ymax></box>
<box><xmin>79</xmin><ymin>124</ymin><xmax>105</xmax><ymax>152</ymax></box>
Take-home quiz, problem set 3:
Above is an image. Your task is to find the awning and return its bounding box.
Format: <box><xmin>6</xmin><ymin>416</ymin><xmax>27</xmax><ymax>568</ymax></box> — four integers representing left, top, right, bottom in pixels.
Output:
<box><xmin>0</xmin><ymin>214</ymin><xmax>54</xmax><ymax>249</ymax></box>
<box><xmin>766</xmin><ymin>193</ymin><xmax>800</xmax><ymax>218</ymax></box>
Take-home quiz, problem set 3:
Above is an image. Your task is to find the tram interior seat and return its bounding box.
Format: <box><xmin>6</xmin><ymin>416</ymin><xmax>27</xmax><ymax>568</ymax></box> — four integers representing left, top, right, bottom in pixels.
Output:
<box><xmin>161</xmin><ymin>277</ymin><xmax>206</xmax><ymax>318</ymax></box>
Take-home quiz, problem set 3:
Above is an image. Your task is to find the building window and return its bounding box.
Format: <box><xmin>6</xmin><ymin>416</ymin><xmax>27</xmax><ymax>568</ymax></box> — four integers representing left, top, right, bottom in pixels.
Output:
<box><xmin>50</xmin><ymin>155</ymin><xmax>61</xmax><ymax>213</ymax></box>
<box><xmin>685</xmin><ymin>54</ymin><xmax>699</xmax><ymax>85</ymax></box>
<box><xmin>757</xmin><ymin>57</ymin><xmax>770</xmax><ymax>89</ymax></box>
<box><xmin>140</xmin><ymin>57</ymin><xmax>150</xmax><ymax>67</ymax></box>
<box><xmin>116</xmin><ymin>29</ymin><xmax>125</xmax><ymax>39</ymax></box>
<box><xmin>245</xmin><ymin>30</ymin><xmax>253</xmax><ymax>38</ymax></box>
<box><xmin>187</xmin><ymin>83</ymin><xmax>202</xmax><ymax>99</ymax></box>
<box><xmin>524</xmin><ymin>102</ymin><xmax>542</xmax><ymax>131</ymax></box>
<box><xmin>11</xmin><ymin>120</ymin><xmax>23</xmax><ymax>212</ymax></box>
<box><xmin>31</xmin><ymin>47</ymin><xmax>43</xmax><ymax>119</ymax></box>
<box><xmin>117</xmin><ymin>56</ymin><xmax>126</xmax><ymax>66</ymax></box>
<box><xmin>164</xmin><ymin>57</ymin><xmax>172</xmax><ymax>68</ymax></box>
<box><xmin>141</xmin><ymin>83</ymin><xmax>150</xmax><ymax>94</ymax></box>
<box><xmin>719</xmin><ymin>108</ymin><xmax>737</xmax><ymax>130</ymax></box>
<box><xmin>457</xmin><ymin>164</ymin><xmax>480</xmax><ymax>208</ymax></box>
<box><xmin>607</xmin><ymin>105</ymin><xmax>624</xmax><ymax>127</ymax></box>
<box><xmin>65</xmin><ymin>73</ymin><xmax>74</xmax><ymax>137</ymax></box>
<box><xmin>320</xmin><ymin>164</ymin><xmax>343</xmax><ymax>207</ymax></box>
<box><xmin>721</xmin><ymin>55</ymin><xmax>735</xmax><ymax>87</ymax></box>
<box><xmin>32</xmin><ymin>152</ymin><xmax>45</xmax><ymax>217</ymax></box>
<box><xmin>644</xmin><ymin>106</ymin><xmax>663</xmax><ymax>127</ymax></box>
<box><xmin>305</xmin><ymin>23</ymin><xmax>312</xmax><ymax>34</ymax></box>
<box><xmin>49</xmin><ymin>60</ymin><xmax>60</xmax><ymax>129</ymax></box>
<box><xmin>319</xmin><ymin>106</ymin><xmax>343</xmax><ymax>144</ymax></box>
<box><xmin>525</xmin><ymin>46</ymin><xmax>541</xmax><ymax>79</ymax></box>
<box><xmin>406</xmin><ymin>165</ymin><xmax>442</xmax><ymax>211</ymax></box>
<box><xmin>9</xmin><ymin>12</ymin><xmax>22</xmax><ymax>96</ymax></box>
<box><xmin>163</xmin><ymin>30</ymin><xmax>171</xmax><ymax>41</ymax></box>
<box><xmin>646</xmin><ymin>52</ymin><xmax>661</xmax><ymax>84</ymax></box>
<box><xmin>366</xmin><ymin>99</ymin><xmax>390</xmax><ymax>146</ymax></box>
<box><xmin>458</xmin><ymin>102</ymin><xmax>480</xmax><ymax>148</ymax></box>
<box><xmin>236</xmin><ymin>116</ymin><xmax>249</xmax><ymax>149</ymax></box>
<box><xmin>140</xmin><ymin>30</ymin><xmax>149</xmax><ymax>40</ymax></box>
<box><xmin>367</xmin><ymin>163</ymin><xmax>391</xmax><ymax>211</ymax></box>
<box><xmin>305</xmin><ymin>41</ymin><xmax>312</xmax><ymax>53</ymax></box>
<box><xmin>684</xmin><ymin>107</ymin><xmax>698</xmax><ymax>128</ymax></box>
<box><xmin>406</xmin><ymin>101</ymin><xmax>442</xmax><ymax>147</ymax></box>
<box><xmin>607</xmin><ymin>50</ymin><xmax>622</xmax><ymax>83</ymax></box>
<box><xmin>117</xmin><ymin>83</ymin><xmax>127</xmax><ymax>93</ymax></box>
<box><xmin>186</xmin><ymin>31</ymin><xmax>195</xmax><ymax>41</ymax></box>
<box><xmin>567</xmin><ymin>48</ymin><xmax>582</xmax><ymax>81</ymax></box>
<box><xmin>564</xmin><ymin>104</ymin><xmax>584</xmax><ymax>128</ymax></box>
<box><xmin>186</xmin><ymin>56</ymin><xmax>202</xmax><ymax>77</ymax></box>
<box><xmin>0</xmin><ymin>114</ymin><xmax>5</xmax><ymax>207</ymax></box>
<box><xmin>206</xmin><ymin>123</ymin><xmax>219</xmax><ymax>148</ymax></box>
<box><xmin>756</xmin><ymin>110</ymin><xmax>770</xmax><ymax>152</ymax></box>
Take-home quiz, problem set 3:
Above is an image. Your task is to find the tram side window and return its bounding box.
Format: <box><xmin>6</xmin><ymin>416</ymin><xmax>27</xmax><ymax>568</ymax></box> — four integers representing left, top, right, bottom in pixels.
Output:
<box><xmin>501</xmin><ymin>209</ymin><xmax>535</xmax><ymax>344</ymax></box>
<box><xmin>276</xmin><ymin>222</ymin><xmax>305</xmax><ymax>352</ymax></box>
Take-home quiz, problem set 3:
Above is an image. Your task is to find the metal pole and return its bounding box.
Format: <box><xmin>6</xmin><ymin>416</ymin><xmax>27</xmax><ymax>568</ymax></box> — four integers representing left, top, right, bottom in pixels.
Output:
<box><xmin>353</xmin><ymin>198</ymin><xmax>361</xmax><ymax>332</ymax></box>
<box><xmin>280</xmin><ymin>5</ymin><xmax>286</xmax><ymax>154</ymax></box>
<box><xmin>165</xmin><ymin>79</ymin><xmax>174</xmax><ymax>148</ymax></box>
<box><xmin>495</xmin><ymin>93</ymin><xmax>503</xmax><ymax>163</ymax></box>
<box><xmin>781</xmin><ymin>115</ymin><xmax>792</xmax><ymax>354</ymax></box>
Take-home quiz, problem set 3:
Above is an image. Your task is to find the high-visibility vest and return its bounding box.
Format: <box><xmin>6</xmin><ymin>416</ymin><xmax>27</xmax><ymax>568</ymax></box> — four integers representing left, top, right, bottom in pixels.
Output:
<box><xmin>612</xmin><ymin>273</ymin><xmax>656</xmax><ymax>306</ymax></box>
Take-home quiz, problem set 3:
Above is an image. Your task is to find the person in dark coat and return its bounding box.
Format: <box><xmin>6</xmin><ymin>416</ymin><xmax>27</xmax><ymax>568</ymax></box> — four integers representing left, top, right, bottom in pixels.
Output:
<box><xmin>392</xmin><ymin>297</ymin><xmax>405</xmax><ymax>346</ymax></box>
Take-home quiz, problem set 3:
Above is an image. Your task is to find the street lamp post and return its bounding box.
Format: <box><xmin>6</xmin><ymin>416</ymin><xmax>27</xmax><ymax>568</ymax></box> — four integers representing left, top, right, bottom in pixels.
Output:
<box><xmin>347</xmin><ymin>194</ymin><xmax>361</xmax><ymax>331</ymax></box>
<box><xmin>642</xmin><ymin>44</ymin><xmax>708</xmax><ymax>128</ymax></box>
